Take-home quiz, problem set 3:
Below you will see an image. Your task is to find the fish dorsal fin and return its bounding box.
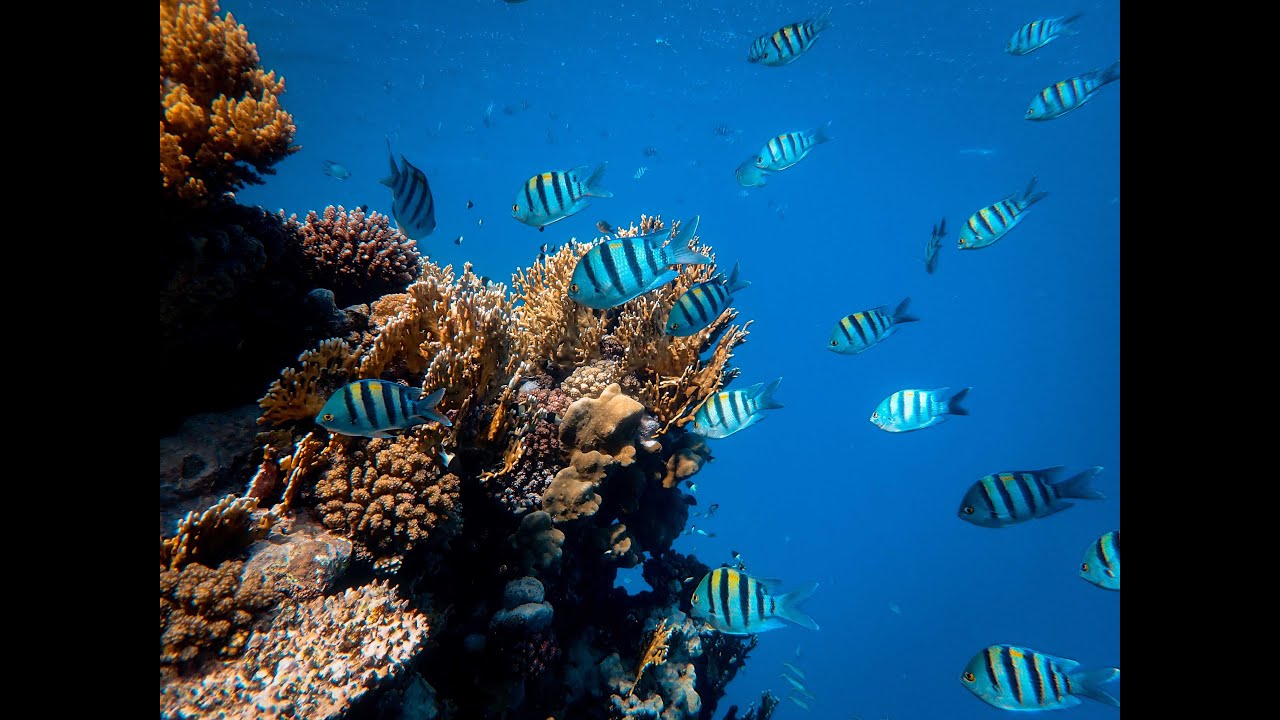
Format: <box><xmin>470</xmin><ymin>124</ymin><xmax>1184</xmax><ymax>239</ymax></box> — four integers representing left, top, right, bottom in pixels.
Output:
<box><xmin>756</xmin><ymin>577</ymin><xmax>784</xmax><ymax>591</ymax></box>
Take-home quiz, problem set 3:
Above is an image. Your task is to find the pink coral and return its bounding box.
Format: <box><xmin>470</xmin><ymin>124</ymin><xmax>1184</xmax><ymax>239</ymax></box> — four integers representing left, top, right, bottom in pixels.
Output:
<box><xmin>284</xmin><ymin>205</ymin><xmax>421</xmax><ymax>305</ymax></box>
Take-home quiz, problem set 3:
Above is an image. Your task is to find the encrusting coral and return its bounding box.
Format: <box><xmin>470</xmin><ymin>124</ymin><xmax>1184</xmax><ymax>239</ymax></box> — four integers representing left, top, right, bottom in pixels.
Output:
<box><xmin>160</xmin><ymin>0</ymin><xmax>299</xmax><ymax>206</ymax></box>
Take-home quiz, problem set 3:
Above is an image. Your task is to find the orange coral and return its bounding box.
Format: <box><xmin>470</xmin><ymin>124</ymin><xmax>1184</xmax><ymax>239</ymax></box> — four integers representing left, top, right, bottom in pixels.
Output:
<box><xmin>160</xmin><ymin>0</ymin><xmax>299</xmax><ymax>206</ymax></box>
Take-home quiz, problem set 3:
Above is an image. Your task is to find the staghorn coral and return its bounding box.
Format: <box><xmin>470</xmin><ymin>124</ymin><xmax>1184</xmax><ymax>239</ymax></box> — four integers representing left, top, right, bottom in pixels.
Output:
<box><xmin>160</xmin><ymin>0</ymin><xmax>299</xmax><ymax>206</ymax></box>
<box><xmin>159</xmin><ymin>559</ymin><xmax>281</xmax><ymax>670</ymax></box>
<box><xmin>257</xmin><ymin>339</ymin><xmax>361</xmax><ymax>426</ymax></box>
<box><xmin>284</xmin><ymin>205</ymin><xmax>421</xmax><ymax>306</ymax></box>
<box><xmin>313</xmin><ymin>435</ymin><xmax>462</xmax><ymax>566</ymax></box>
<box><xmin>160</xmin><ymin>580</ymin><xmax>429</xmax><ymax>720</ymax></box>
<box><xmin>161</xmin><ymin>493</ymin><xmax>274</xmax><ymax>571</ymax></box>
<box><xmin>629</xmin><ymin>617</ymin><xmax>676</xmax><ymax>696</ymax></box>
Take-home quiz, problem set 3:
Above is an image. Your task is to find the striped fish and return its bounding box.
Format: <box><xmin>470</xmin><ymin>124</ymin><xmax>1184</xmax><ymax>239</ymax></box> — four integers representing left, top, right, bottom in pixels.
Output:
<box><xmin>688</xmin><ymin>377</ymin><xmax>783</xmax><ymax>440</ymax></box>
<box><xmin>957</xmin><ymin>176</ymin><xmax>1049</xmax><ymax>250</ymax></box>
<box><xmin>925</xmin><ymin>217</ymin><xmax>946</xmax><ymax>274</ymax></box>
<box><xmin>828</xmin><ymin>297</ymin><xmax>918</xmax><ymax>355</ymax></box>
<box><xmin>957</xmin><ymin>466</ymin><xmax>1105</xmax><ymax>528</ymax></box>
<box><xmin>961</xmin><ymin>645</ymin><xmax>1120</xmax><ymax>710</ymax></box>
<box><xmin>689</xmin><ymin>567</ymin><xmax>819</xmax><ymax>635</ymax></box>
<box><xmin>754</xmin><ymin>122</ymin><xmax>833</xmax><ymax>172</ymax></box>
<box><xmin>512</xmin><ymin>163</ymin><xmax>612</xmax><ymax>231</ymax></box>
<box><xmin>870</xmin><ymin>387</ymin><xmax>969</xmax><ymax>433</ymax></box>
<box><xmin>379</xmin><ymin>141</ymin><xmax>436</xmax><ymax>240</ymax></box>
<box><xmin>747</xmin><ymin>8</ymin><xmax>833</xmax><ymax>67</ymax></box>
<box><xmin>1027</xmin><ymin>61</ymin><xmax>1120</xmax><ymax>121</ymax></box>
<box><xmin>1081</xmin><ymin>529</ymin><xmax>1120</xmax><ymax>591</ymax></box>
<box><xmin>665</xmin><ymin>261</ymin><xmax>751</xmax><ymax>336</ymax></box>
<box><xmin>1005</xmin><ymin>13</ymin><xmax>1085</xmax><ymax>56</ymax></box>
<box><xmin>314</xmin><ymin>380</ymin><xmax>452</xmax><ymax>439</ymax></box>
<box><xmin>568</xmin><ymin>215</ymin><xmax>709</xmax><ymax>309</ymax></box>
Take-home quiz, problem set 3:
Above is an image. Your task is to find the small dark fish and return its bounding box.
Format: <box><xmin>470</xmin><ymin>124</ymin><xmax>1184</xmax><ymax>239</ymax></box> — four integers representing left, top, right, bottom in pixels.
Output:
<box><xmin>539</xmin><ymin>242</ymin><xmax>550</xmax><ymax>253</ymax></box>
<box><xmin>322</xmin><ymin>160</ymin><xmax>351</xmax><ymax>180</ymax></box>
<box><xmin>466</xmin><ymin>200</ymin><xmax>475</xmax><ymax>210</ymax></box>
<box><xmin>358</xmin><ymin>204</ymin><xmax>369</xmax><ymax>214</ymax></box>
<box><xmin>597</xmin><ymin>220</ymin><xmax>614</xmax><ymax>234</ymax></box>
<box><xmin>455</xmin><ymin>235</ymin><xmax>464</xmax><ymax>245</ymax></box>
<box><xmin>925</xmin><ymin>217</ymin><xmax>946</xmax><ymax>274</ymax></box>
<box><xmin>643</xmin><ymin>146</ymin><xmax>659</xmax><ymax>157</ymax></box>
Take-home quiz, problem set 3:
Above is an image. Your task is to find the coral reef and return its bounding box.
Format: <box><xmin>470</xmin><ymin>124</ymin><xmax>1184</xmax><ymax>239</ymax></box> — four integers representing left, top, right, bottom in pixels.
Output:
<box><xmin>285</xmin><ymin>205</ymin><xmax>422</xmax><ymax>306</ymax></box>
<box><xmin>160</xmin><ymin>0</ymin><xmax>299</xmax><ymax>206</ymax></box>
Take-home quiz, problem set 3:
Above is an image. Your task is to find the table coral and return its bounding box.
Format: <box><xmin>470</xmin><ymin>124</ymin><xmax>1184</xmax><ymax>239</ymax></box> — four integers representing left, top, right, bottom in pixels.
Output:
<box><xmin>160</xmin><ymin>0</ymin><xmax>299</xmax><ymax>206</ymax></box>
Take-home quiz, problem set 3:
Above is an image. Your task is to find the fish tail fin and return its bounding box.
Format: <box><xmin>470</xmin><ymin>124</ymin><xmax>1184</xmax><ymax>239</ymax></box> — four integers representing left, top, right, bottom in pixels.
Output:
<box><xmin>1058</xmin><ymin>466</ymin><xmax>1106</xmax><ymax>500</ymax></box>
<box><xmin>776</xmin><ymin>582</ymin><xmax>820</xmax><ymax>630</ymax></box>
<box><xmin>810</xmin><ymin>7</ymin><xmax>834</xmax><ymax>33</ymax></box>
<box><xmin>1061</xmin><ymin>11</ymin><xmax>1086</xmax><ymax>35</ymax></box>
<box><xmin>725</xmin><ymin>260</ymin><xmax>751</xmax><ymax>294</ymax></box>
<box><xmin>1019</xmin><ymin>175</ymin><xmax>1050</xmax><ymax>210</ymax></box>
<box><xmin>413</xmin><ymin>387</ymin><xmax>453</xmax><ymax>428</ymax></box>
<box><xmin>1093</xmin><ymin>60</ymin><xmax>1121</xmax><ymax>87</ymax></box>
<box><xmin>945</xmin><ymin>387</ymin><xmax>971</xmax><ymax>416</ymax></box>
<box><xmin>665</xmin><ymin>216</ymin><xmax>711</xmax><ymax>266</ymax></box>
<box><xmin>891</xmin><ymin>297</ymin><xmax>919</xmax><ymax>324</ymax></box>
<box><xmin>380</xmin><ymin>138</ymin><xmax>398</xmax><ymax>187</ymax></box>
<box><xmin>755</xmin><ymin>376</ymin><xmax>784</xmax><ymax>410</ymax></box>
<box><xmin>937</xmin><ymin>216</ymin><xmax>947</xmax><ymax>237</ymax></box>
<box><xmin>1070</xmin><ymin>667</ymin><xmax>1119</xmax><ymax>707</ymax></box>
<box><xmin>584</xmin><ymin>162</ymin><xmax>613</xmax><ymax>198</ymax></box>
<box><xmin>813</xmin><ymin>120</ymin><xmax>834</xmax><ymax>145</ymax></box>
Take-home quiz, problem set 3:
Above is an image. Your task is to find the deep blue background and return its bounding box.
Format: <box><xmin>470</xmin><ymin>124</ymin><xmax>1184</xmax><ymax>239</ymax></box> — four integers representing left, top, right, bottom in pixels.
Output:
<box><xmin>229</xmin><ymin>1</ymin><xmax>1121</xmax><ymax>717</ymax></box>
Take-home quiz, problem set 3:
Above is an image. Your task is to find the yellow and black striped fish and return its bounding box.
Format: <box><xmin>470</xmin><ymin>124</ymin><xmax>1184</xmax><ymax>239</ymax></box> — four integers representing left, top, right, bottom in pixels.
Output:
<box><xmin>379</xmin><ymin>140</ymin><xmax>436</xmax><ymax>240</ymax></box>
<box><xmin>1080</xmin><ymin>529</ymin><xmax>1120</xmax><ymax>591</ymax></box>
<box><xmin>827</xmin><ymin>297</ymin><xmax>918</xmax><ymax>355</ymax></box>
<box><xmin>314</xmin><ymin>379</ymin><xmax>452</xmax><ymax>439</ymax></box>
<box><xmin>568</xmin><ymin>216</ymin><xmax>709</xmax><ymax>309</ymax></box>
<box><xmin>1005</xmin><ymin>13</ymin><xmax>1085</xmax><ymax>56</ymax></box>
<box><xmin>689</xmin><ymin>567</ymin><xmax>819</xmax><ymax>636</ymax></box>
<box><xmin>665</xmin><ymin>261</ymin><xmax>750</xmax><ymax>336</ymax></box>
<box><xmin>754</xmin><ymin>122</ymin><xmax>833</xmax><ymax>173</ymax></box>
<box><xmin>957</xmin><ymin>176</ymin><xmax>1049</xmax><ymax>250</ymax></box>
<box><xmin>747</xmin><ymin>8</ymin><xmax>833</xmax><ymax>67</ymax></box>
<box><xmin>957</xmin><ymin>466</ymin><xmax>1105</xmax><ymax>528</ymax></box>
<box><xmin>962</xmin><ymin>644</ymin><xmax>1120</xmax><ymax>710</ymax></box>
<box><xmin>1027</xmin><ymin>61</ymin><xmax>1120</xmax><ymax>121</ymax></box>
<box><xmin>512</xmin><ymin>163</ymin><xmax>613</xmax><ymax>231</ymax></box>
<box><xmin>688</xmin><ymin>377</ymin><xmax>783</xmax><ymax>439</ymax></box>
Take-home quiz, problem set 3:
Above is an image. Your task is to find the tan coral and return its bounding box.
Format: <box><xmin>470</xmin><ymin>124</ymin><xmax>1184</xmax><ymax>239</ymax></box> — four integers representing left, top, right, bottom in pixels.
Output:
<box><xmin>161</xmin><ymin>494</ymin><xmax>274</xmax><ymax>571</ymax></box>
<box><xmin>257</xmin><ymin>339</ymin><xmax>361</xmax><ymax>426</ymax></box>
<box><xmin>159</xmin><ymin>559</ymin><xmax>281</xmax><ymax>669</ymax></box>
<box><xmin>160</xmin><ymin>0</ymin><xmax>299</xmax><ymax>206</ymax></box>
<box><xmin>160</xmin><ymin>580</ymin><xmax>429</xmax><ymax>719</ymax></box>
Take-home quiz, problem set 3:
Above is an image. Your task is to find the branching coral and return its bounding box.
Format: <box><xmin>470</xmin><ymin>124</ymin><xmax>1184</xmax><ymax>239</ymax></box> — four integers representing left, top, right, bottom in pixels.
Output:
<box><xmin>160</xmin><ymin>0</ymin><xmax>299</xmax><ymax>206</ymax></box>
<box><xmin>159</xmin><ymin>559</ymin><xmax>281</xmax><ymax>669</ymax></box>
<box><xmin>161</xmin><ymin>493</ymin><xmax>273</xmax><ymax>571</ymax></box>
<box><xmin>629</xmin><ymin>617</ymin><xmax>676</xmax><ymax>696</ymax></box>
<box><xmin>284</xmin><ymin>205</ymin><xmax>421</xmax><ymax>306</ymax></box>
<box><xmin>257</xmin><ymin>339</ymin><xmax>362</xmax><ymax>426</ymax></box>
<box><xmin>160</xmin><ymin>580</ymin><xmax>430</xmax><ymax>720</ymax></box>
<box><xmin>313</xmin><ymin>435</ymin><xmax>462</xmax><ymax>566</ymax></box>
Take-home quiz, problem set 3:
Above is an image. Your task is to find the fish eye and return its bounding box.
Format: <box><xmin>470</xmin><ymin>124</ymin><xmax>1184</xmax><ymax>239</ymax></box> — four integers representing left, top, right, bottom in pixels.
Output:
<box><xmin>1081</xmin><ymin>562</ymin><xmax>1089</xmax><ymax>572</ymax></box>
<box><xmin>322</xmin><ymin>413</ymin><xmax>334</xmax><ymax>421</ymax></box>
<box><xmin>1026</xmin><ymin>109</ymin><xmax>1034</xmax><ymax>117</ymax></box>
<box><xmin>959</xmin><ymin>238</ymin><xmax>967</xmax><ymax>246</ymax></box>
<box><xmin>963</xmin><ymin>672</ymin><xmax>976</xmax><ymax>683</ymax></box>
<box><xmin>670</xmin><ymin>322</ymin><xmax>678</xmax><ymax>330</ymax></box>
<box><xmin>512</xmin><ymin>203</ymin><xmax>519</xmax><ymax>212</ymax></box>
<box><xmin>963</xmin><ymin>506</ymin><xmax>974</xmax><ymax>515</ymax></box>
<box><xmin>757</xmin><ymin>157</ymin><xmax>764</xmax><ymax>164</ymax></box>
<box><xmin>830</xmin><ymin>340</ymin><xmax>838</xmax><ymax>347</ymax></box>
<box><xmin>692</xmin><ymin>592</ymin><xmax>699</xmax><ymax>603</ymax></box>
<box><xmin>569</xmin><ymin>283</ymin><xmax>579</xmax><ymax>294</ymax></box>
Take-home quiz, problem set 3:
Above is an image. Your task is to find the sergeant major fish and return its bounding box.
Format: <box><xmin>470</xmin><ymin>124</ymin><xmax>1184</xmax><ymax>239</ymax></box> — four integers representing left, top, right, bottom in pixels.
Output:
<box><xmin>747</xmin><ymin>8</ymin><xmax>834</xmax><ymax>66</ymax></box>
<box><xmin>961</xmin><ymin>644</ymin><xmax>1120</xmax><ymax>710</ymax></box>
<box><xmin>379</xmin><ymin>141</ymin><xmax>437</xmax><ymax>240</ymax></box>
<box><xmin>1026</xmin><ymin>61</ymin><xmax>1120</xmax><ymax>121</ymax></box>
<box><xmin>315</xmin><ymin>379</ymin><xmax>452</xmax><ymax>439</ymax></box>
<box><xmin>689</xmin><ymin>567</ymin><xmax>819</xmax><ymax>635</ymax></box>
<box><xmin>925</xmin><ymin>217</ymin><xmax>946</xmax><ymax>274</ymax></box>
<box><xmin>665</xmin><ymin>260</ymin><xmax>751</xmax><ymax>336</ymax></box>
<box><xmin>688</xmin><ymin>377</ymin><xmax>783</xmax><ymax>439</ymax></box>
<box><xmin>568</xmin><ymin>215</ymin><xmax>710</xmax><ymax>309</ymax></box>
<box><xmin>958</xmin><ymin>176</ymin><xmax>1049</xmax><ymax>250</ymax></box>
<box><xmin>828</xmin><ymin>297</ymin><xmax>918</xmax><ymax>355</ymax></box>
<box><xmin>871</xmin><ymin>387</ymin><xmax>969</xmax><ymax>433</ymax></box>
<box><xmin>1080</xmin><ymin>529</ymin><xmax>1120</xmax><ymax>591</ymax></box>
<box><xmin>735</xmin><ymin>156</ymin><xmax>771</xmax><ymax>188</ymax></box>
<box><xmin>957</xmin><ymin>466</ymin><xmax>1105</xmax><ymax>528</ymax></box>
<box><xmin>512</xmin><ymin>163</ymin><xmax>613</xmax><ymax>231</ymax></box>
<box><xmin>754</xmin><ymin>122</ymin><xmax>833</xmax><ymax>172</ymax></box>
<box><xmin>1005</xmin><ymin>13</ymin><xmax>1085</xmax><ymax>56</ymax></box>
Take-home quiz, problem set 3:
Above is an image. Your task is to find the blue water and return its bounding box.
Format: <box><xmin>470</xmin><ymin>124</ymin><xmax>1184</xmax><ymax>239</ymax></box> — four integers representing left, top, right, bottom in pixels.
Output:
<box><xmin>231</xmin><ymin>1</ymin><xmax>1120</xmax><ymax>717</ymax></box>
